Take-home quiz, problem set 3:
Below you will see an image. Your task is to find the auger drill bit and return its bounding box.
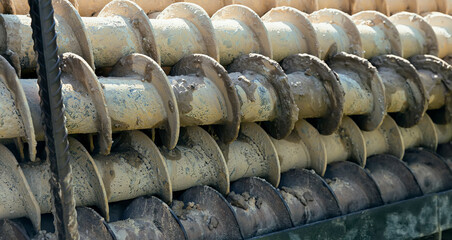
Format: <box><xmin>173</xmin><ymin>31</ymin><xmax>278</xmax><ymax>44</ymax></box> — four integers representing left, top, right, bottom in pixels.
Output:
<box><xmin>171</xmin><ymin>53</ymin><xmax>298</xmax><ymax>140</ymax></box>
<box><xmin>71</xmin><ymin>186</ymin><xmax>241</xmax><ymax>240</ymax></box>
<box><xmin>271</xmin><ymin>116</ymin><xmax>366</xmax><ymax>176</ymax></box>
<box><xmin>398</xmin><ymin>114</ymin><xmax>439</xmax><ymax>151</ymax></box>
<box><xmin>171</xmin><ymin>186</ymin><xmax>242</xmax><ymax>240</ymax></box>
<box><xmin>0</xmin><ymin>55</ymin><xmax>36</xmax><ymax>160</ymax></box>
<box><xmin>0</xmin><ymin>143</ymin><xmax>40</xmax><ymax>231</ymax></box>
<box><xmin>226</xmin><ymin>177</ymin><xmax>293</xmax><ymax>238</ymax></box>
<box><xmin>368</xmin><ymin>54</ymin><xmax>427</xmax><ymax>127</ymax></box>
<box><xmin>281</xmin><ymin>54</ymin><xmax>344</xmax><ymax>134</ymax></box>
<box><xmin>348</xmin><ymin>0</ymin><xmax>452</xmax><ymax>15</ymax></box>
<box><xmin>425</xmin><ymin>12</ymin><xmax>452</xmax><ymax>62</ymax></box>
<box><xmin>389</xmin><ymin>12</ymin><xmax>438</xmax><ymax>58</ymax></box>
<box><xmin>308</xmin><ymin>8</ymin><xmax>363</xmax><ymax>59</ymax></box>
<box><xmin>0</xmin><ymin>0</ymin><xmax>449</xmax><ymax>70</ymax></box>
<box><xmin>409</xmin><ymin>55</ymin><xmax>452</xmax><ymax>123</ymax></box>
<box><xmin>278</xmin><ymin>169</ymin><xmax>342</xmax><ymax>226</ymax></box>
<box><xmin>3</xmin><ymin>126</ymin><xmax>229</xmax><ymax>228</ymax></box>
<box><xmin>0</xmin><ymin>2</ymin><xmax>446</xmax><ymax>135</ymax></box>
<box><xmin>327</xmin><ymin>53</ymin><xmax>386</xmax><ymax>130</ymax></box>
<box><xmin>403</xmin><ymin>149</ymin><xmax>452</xmax><ymax>194</ymax></box>
<box><xmin>324</xmin><ymin>161</ymin><xmax>384</xmax><ymax>215</ymax></box>
<box><xmin>0</xmin><ymin>0</ymin><xmax>160</xmax><ymax>73</ymax></box>
<box><xmin>365</xmin><ymin>154</ymin><xmax>423</xmax><ymax>204</ymax></box>
<box><xmin>21</xmin><ymin>52</ymin><xmax>178</xmax><ymax>152</ymax></box>
<box><xmin>214</xmin><ymin>122</ymin><xmax>281</xmax><ymax>187</ymax></box>
<box><xmin>111</xmin><ymin>196</ymin><xmax>187</xmax><ymax>239</ymax></box>
<box><xmin>351</xmin><ymin>11</ymin><xmax>402</xmax><ymax>58</ymax></box>
<box><xmin>167</xmin><ymin>54</ymin><xmax>241</xmax><ymax>143</ymax></box>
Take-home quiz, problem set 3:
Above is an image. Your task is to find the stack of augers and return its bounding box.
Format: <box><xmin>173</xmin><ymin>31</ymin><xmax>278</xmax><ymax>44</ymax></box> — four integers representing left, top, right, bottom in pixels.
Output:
<box><xmin>0</xmin><ymin>0</ymin><xmax>452</xmax><ymax>239</ymax></box>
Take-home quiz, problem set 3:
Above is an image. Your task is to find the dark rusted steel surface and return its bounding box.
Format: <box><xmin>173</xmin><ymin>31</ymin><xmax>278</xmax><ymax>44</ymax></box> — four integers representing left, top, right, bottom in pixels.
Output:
<box><xmin>110</xmin><ymin>196</ymin><xmax>186</xmax><ymax>240</ymax></box>
<box><xmin>173</xmin><ymin>185</ymin><xmax>242</xmax><ymax>240</ymax></box>
<box><xmin>278</xmin><ymin>169</ymin><xmax>341</xmax><ymax>226</ymax></box>
<box><xmin>0</xmin><ymin>220</ymin><xmax>30</xmax><ymax>240</ymax></box>
<box><xmin>227</xmin><ymin>177</ymin><xmax>293</xmax><ymax>239</ymax></box>
<box><xmin>324</xmin><ymin>161</ymin><xmax>384</xmax><ymax>214</ymax></box>
<box><xmin>437</xmin><ymin>143</ymin><xmax>452</xmax><ymax>170</ymax></box>
<box><xmin>366</xmin><ymin>154</ymin><xmax>422</xmax><ymax>204</ymax></box>
<box><xmin>403</xmin><ymin>148</ymin><xmax>452</xmax><ymax>194</ymax></box>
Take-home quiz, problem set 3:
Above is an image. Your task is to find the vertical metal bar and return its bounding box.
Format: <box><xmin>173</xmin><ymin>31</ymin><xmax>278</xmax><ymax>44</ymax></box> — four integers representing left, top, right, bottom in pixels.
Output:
<box><xmin>27</xmin><ymin>0</ymin><xmax>79</xmax><ymax>239</ymax></box>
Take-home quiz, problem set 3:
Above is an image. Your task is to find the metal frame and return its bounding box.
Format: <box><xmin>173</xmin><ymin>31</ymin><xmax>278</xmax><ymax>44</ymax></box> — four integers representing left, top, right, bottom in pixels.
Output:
<box><xmin>253</xmin><ymin>189</ymin><xmax>452</xmax><ymax>239</ymax></box>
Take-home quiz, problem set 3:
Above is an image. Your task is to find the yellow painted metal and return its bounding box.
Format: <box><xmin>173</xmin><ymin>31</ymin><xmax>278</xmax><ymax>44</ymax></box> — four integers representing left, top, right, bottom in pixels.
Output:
<box><xmin>94</xmin><ymin>131</ymin><xmax>172</xmax><ymax>205</ymax></box>
<box><xmin>22</xmin><ymin>53</ymin><xmax>180</xmax><ymax>153</ymax></box>
<box><xmin>227</xmin><ymin>54</ymin><xmax>299</xmax><ymax>140</ymax></box>
<box><xmin>161</xmin><ymin>126</ymin><xmax>229</xmax><ymax>194</ymax></box>
<box><xmin>271</xmin><ymin>117</ymin><xmax>365</xmax><ymax>176</ymax></box>
<box><xmin>22</xmin><ymin>137</ymin><xmax>109</xmax><ymax>220</ymax></box>
<box><xmin>0</xmin><ymin>0</ymin><xmax>158</xmax><ymax>72</ymax></box>
<box><xmin>361</xmin><ymin>116</ymin><xmax>404</xmax><ymax>159</ymax></box>
<box><xmin>328</xmin><ymin>53</ymin><xmax>386</xmax><ymax>131</ymax></box>
<box><xmin>399</xmin><ymin>114</ymin><xmax>438</xmax><ymax>150</ymax></box>
<box><xmin>217</xmin><ymin>123</ymin><xmax>281</xmax><ymax>186</ymax></box>
<box><xmin>435</xmin><ymin>121</ymin><xmax>452</xmax><ymax>144</ymax></box>
<box><xmin>317</xmin><ymin>0</ymin><xmax>349</xmax><ymax>13</ymax></box>
<box><xmin>271</xmin><ymin>121</ymin><xmax>317</xmax><ymax>173</ymax></box>
<box><xmin>350</xmin><ymin>0</ymin><xmax>378</xmax><ymax>14</ymax></box>
<box><xmin>274</xmin><ymin>0</ymin><xmax>319</xmax><ymax>14</ymax></box>
<box><xmin>378</xmin><ymin>0</ymin><xmax>418</xmax><ymax>16</ymax></box>
<box><xmin>169</xmin><ymin>54</ymin><xmax>240</xmax><ymax>143</ymax></box>
<box><xmin>21</xmin><ymin>132</ymin><xmax>170</xmax><ymax>222</ymax></box>
<box><xmin>281</xmin><ymin>53</ymin><xmax>344</xmax><ymax>134</ymax></box>
<box><xmin>5</xmin><ymin>0</ymin><xmax>452</xmax><ymax>19</ymax></box>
